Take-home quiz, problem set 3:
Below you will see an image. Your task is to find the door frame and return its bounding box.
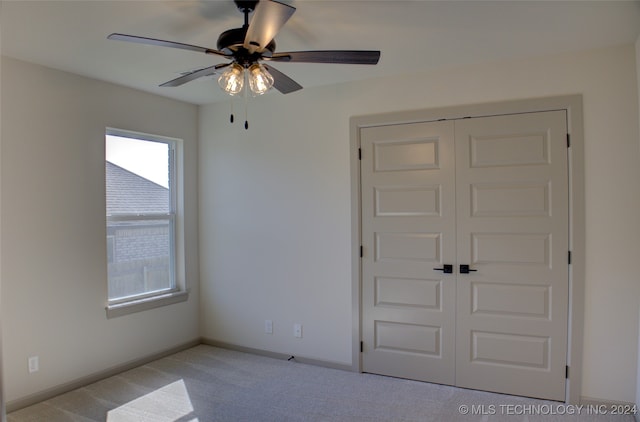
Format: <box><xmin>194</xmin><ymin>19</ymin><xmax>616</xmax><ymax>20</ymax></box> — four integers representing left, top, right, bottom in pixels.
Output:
<box><xmin>349</xmin><ymin>95</ymin><xmax>584</xmax><ymax>403</ymax></box>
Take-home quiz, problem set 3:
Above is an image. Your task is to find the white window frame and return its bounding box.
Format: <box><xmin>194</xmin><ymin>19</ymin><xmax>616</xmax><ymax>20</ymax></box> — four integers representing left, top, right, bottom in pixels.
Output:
<box><xmin>105</xmin><ymin>128</ymin><xmax>188</xmax><ymax>318</ymax></box>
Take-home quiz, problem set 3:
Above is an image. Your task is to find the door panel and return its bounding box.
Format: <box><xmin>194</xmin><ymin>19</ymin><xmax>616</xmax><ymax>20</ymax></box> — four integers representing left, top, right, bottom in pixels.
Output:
<box><xmin>455</xmin><ymin>111</ymin><xmax>568</xmax><ymax>401</ymax></box>
<box><xmin>375</xmin><ymin>186</ymin><xmax>441</xmax><ymax>217</ymax></box>
<box><xmin>361</xmin><ymin>121</ymin><xmax>456</xmax><ymax>385</ymax></box>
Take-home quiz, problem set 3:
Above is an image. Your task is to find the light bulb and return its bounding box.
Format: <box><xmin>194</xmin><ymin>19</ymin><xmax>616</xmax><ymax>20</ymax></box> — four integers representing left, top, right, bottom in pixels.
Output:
<box><xmin>218</xmin><ymin>63</ymin><xmax>244</xmax><ymax>96</ymax></box>
<box><xmin>248</xmin><ymin>63</ymin><xmax>274</xmax><ymax>96</ymax></box>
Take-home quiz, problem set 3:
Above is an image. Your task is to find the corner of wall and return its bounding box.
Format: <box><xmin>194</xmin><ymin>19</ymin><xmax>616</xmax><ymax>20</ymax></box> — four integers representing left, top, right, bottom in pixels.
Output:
<box><xmin>0</xmin><ymin>51</ymin><xmax>6</xmax><ymax>422</ymax></box>
<box><xmin>635</xmin><ymin>33</ymin><xmax>640</xmax><ymax>420</ymax></box>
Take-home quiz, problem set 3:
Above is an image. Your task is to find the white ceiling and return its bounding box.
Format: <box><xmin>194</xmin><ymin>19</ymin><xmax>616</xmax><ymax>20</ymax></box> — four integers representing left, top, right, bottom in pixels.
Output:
<box><xmin>2</xmin><ymin>0</ymin><xmax>640</xmax><ymax>105</ymax></box>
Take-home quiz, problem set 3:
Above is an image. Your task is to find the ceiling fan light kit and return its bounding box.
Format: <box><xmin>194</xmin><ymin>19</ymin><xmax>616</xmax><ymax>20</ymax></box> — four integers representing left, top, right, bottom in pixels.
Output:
<box><xmin>217</xmin><ymin>62</ymin><xmax>273</xmax><ymax>96</ymax></box>
<box><xmin>217</xmin><ymin>62</ymin><xmax>245</xmax><ymax>95</ymax></box>
<box><xmin>247</xmin><ymin>63</ymin><xmax>274</xmax><ymax>95</ymax></box>
<box><xmin>108</xmin><ymin>0</ymin><xmax>380</xmax><ymax>127</ymax></box>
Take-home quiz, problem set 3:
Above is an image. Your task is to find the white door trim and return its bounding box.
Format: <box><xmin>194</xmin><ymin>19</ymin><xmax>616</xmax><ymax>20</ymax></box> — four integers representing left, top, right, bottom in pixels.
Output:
<box><xmin>349</xmin><ymin>95</ymin><xmax>584</xmax><ymax>404</ymax></box>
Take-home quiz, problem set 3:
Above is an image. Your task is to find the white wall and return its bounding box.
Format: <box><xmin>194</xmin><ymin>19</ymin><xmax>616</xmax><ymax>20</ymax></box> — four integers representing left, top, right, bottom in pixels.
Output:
<box><xmin>0</xmin><ymin>57</ymin><xmax>200</xmax><ymax>404</ymax></box>
<box><xmin>635</xmin><ymin>34</ymin><xmax>640</xmax><ymax>414</ymax></box>
<box><xmin>199</xmin><ymin>44</ymin><xmax>640</xmax><ymax>403</ymax></box>
<box><xmin>0</xmin><ymin>52</ymin><xmax>5</xmax><ymax>422</ymax></box>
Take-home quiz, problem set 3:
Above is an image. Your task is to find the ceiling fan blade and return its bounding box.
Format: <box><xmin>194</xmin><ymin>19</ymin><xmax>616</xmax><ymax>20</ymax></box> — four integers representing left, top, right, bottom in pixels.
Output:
<box><xmin>108</xmin><ymin>33</ymin><xmax>228</xmax><ymax>57</ymax></box>
<box><xmin>269</xmin><ymin>50</ymin><xmax>381</xmax><ymax>65</ymax></box>
<box><xmin>244</xmin><ymin>0</ymin><xmax>296</xmax><ymax>54</ymax></box>
<box><xmin>263</xmin><ymin>64</ymin><xmax>302</xmax><ymax>94</ymax></box>
<box><xmin>160</xmin><ymin>63</ymin><xmax>230</xmax><ymax>87</ymax></box>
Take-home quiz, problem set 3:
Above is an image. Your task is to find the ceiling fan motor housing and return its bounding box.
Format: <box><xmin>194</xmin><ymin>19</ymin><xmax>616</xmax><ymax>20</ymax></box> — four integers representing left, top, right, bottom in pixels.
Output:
<box><xmin>217</xmin><ymin>27</ymin><xmax>276</xmax><ymax>61</ymax></box>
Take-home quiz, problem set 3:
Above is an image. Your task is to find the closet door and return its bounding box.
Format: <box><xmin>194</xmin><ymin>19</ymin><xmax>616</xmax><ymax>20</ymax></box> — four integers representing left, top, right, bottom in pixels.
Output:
<box><xmin>359</xmin><ymin>110</ymin><xmax>569</xmax><ymax>401</ymax></box>
<box><xmin>360</xmin><ymin>120</ymin><xmax>457</xmax><ymax>384</ymax></box>
<box><xmin>454</xmin><ymin>111</ymin><xmax>569</xmax><ymax>401</ymax></box>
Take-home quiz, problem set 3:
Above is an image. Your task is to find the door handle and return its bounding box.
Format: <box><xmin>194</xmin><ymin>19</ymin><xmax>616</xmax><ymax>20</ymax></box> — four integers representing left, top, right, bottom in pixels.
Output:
<box><xmin>460</xmin><ymin>264</ymin><xmax>477</xmax><ymax>274</ymax></box>
<box><xmin>433</xmin><ymin>264</ymin><xmax>453</xmax><ymax>274</ymax></box>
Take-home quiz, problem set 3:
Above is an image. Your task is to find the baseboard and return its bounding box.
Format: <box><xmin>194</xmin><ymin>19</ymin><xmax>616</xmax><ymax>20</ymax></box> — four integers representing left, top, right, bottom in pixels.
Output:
<box><xmin>200</xmin><ymin>337</ymin><xmax>354</xmax><ymax>372</ymax></box>
<box><xmin>580</xmin><ymin>396</ymin><xmax>636</xmax><ymax>406</ymax></box>
<box><xmin>6</xmin><ymin>338</ymin><xmax>200</xmax><ymax>413</ymax></box>
<box><xmin>581</xmin><ymin>396</ymin><xmax>638</xmax><ymax>419</ymax></box>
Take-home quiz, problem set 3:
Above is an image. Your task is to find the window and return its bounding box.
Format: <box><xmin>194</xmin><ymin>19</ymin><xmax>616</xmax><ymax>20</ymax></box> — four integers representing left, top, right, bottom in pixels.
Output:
<box><xmin>105</xmin><ymin>129</ymin><xmax>187</xmax><ymax>317</ymax></box>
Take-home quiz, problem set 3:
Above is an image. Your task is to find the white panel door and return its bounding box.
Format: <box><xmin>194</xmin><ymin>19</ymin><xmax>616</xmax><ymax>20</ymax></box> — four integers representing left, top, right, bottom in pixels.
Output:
<box><xmin>454</xmin><ymin>111</ymin><xmax>568</xmax><ymax>401</ymax></box>
<box><xmin>361</xmin><ymin>121</ymin><xmax>456</xmax><ymax>384</ymax></box>
<box><xmin>359</xmin><ymin>110</ymin><xmax>569</xmax><ymax>401</ymax></box>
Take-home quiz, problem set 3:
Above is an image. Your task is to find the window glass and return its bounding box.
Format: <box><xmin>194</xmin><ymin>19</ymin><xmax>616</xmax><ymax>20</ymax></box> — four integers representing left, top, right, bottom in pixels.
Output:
<box><xmin>106</xmin><ymin>133</ymin><xmax>176</xmax><ymax>302</ymax></box>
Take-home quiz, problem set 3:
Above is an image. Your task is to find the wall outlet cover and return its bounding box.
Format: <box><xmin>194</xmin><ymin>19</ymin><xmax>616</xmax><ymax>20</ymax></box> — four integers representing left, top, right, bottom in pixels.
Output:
<box><xmin>28</xmin><ymin>356</ymin><xmax>39</xmax><ymax>373</ymax></box>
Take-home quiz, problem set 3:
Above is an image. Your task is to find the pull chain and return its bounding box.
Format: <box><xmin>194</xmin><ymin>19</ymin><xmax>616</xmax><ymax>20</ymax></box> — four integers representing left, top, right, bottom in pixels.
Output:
<box><xmin>243</xmin><ymin>77</ymin><xmax>249</xmax><ymax>130</ymax></box>
<box><xmin>229</xmin><ymin>96</ymin><xmax>235</xmax><ymax>123</ymax></box>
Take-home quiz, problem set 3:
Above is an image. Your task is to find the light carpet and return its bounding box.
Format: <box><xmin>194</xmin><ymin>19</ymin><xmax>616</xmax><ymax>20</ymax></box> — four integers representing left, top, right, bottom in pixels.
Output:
<box><xmin>8</xmin><ymin>345</ymin><xmax>635</xmax><ymax>422</ymax></box>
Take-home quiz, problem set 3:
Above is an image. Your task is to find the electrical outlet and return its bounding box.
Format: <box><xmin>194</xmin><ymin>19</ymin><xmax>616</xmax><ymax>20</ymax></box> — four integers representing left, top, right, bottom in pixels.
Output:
<box><xmin>265</xmin><ymin>319</ymin><xmax>273</xmax><ymax>334</ymax></box>
<box><xmin>293</xmin><ymin>323</ymin><xmax>302</xmax><ymax>338</ymax></box>
<box><xmin>28</xmin><ymin>356</ymin><xmax>39</xmax><ymax>373</ymax></box>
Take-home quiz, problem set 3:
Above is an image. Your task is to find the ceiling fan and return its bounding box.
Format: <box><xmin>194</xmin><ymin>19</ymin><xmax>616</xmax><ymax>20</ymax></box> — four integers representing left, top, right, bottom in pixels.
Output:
<box><xmin>108</xmin><ymin>0</ymin><xmax>381</xmax><ymax>97</ymax></box>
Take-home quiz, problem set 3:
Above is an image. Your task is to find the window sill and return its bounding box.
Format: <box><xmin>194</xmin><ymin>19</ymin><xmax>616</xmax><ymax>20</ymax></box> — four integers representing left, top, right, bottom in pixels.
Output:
<box><xmin>106</xmin><ymin>290</ymin><xmax>189</xmax><ymax>319</ymax></box>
